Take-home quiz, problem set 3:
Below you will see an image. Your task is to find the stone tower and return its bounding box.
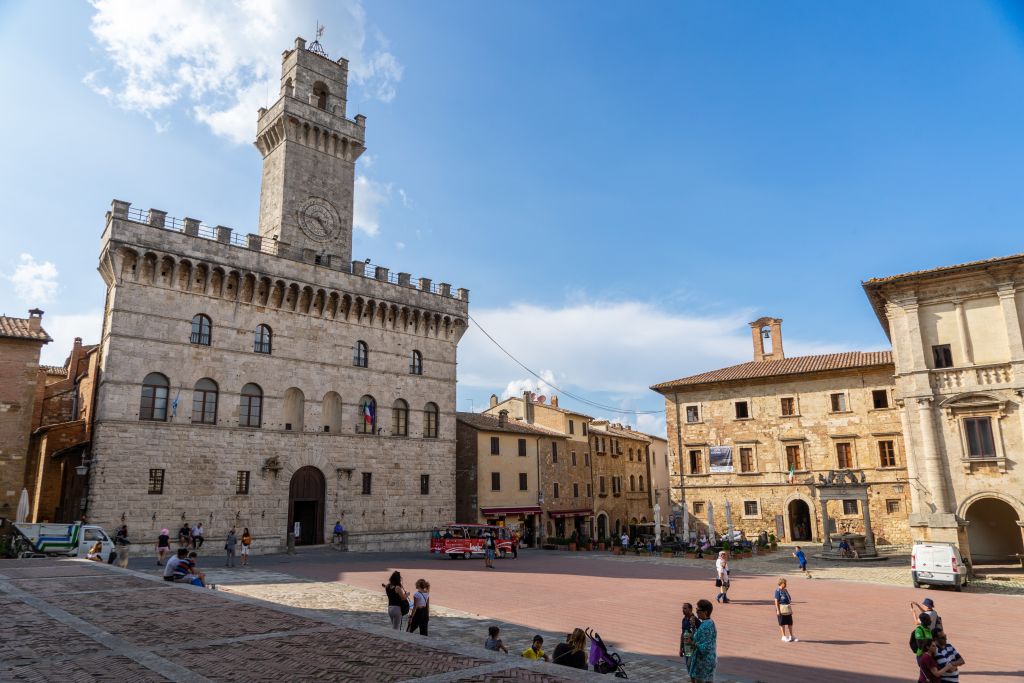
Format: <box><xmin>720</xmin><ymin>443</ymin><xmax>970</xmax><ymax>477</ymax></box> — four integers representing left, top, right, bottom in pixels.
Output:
<box><xmin>255</xmin><ymin>37</ymin><xmax>366</xmax><ymax>264</ymax></box>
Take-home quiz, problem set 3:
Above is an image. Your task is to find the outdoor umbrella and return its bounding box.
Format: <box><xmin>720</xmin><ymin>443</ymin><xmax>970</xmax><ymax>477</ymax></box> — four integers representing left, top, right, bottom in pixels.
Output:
<box><xmin>653</xmin><ymin>503</ymin><xmax>662</xmax><ymax>547</ymax></box>
<box><xmin>706</xmin><ymin>500</ymin><xmax>715</xmax><ymax>540</ymax></box>
<box><xmin>16</xmin><ymin>488</ymin><xmax>29</xmax><ymax>523</ymax></box>
<box><xmin>682</xmin><ymin>505</ymin><xmax>690</xmax><ymax>541</ymax></box>
<box><xmin>724</xmin><ymin>500</ymin><xmax>734</xmax><ymax>543</ymax></box>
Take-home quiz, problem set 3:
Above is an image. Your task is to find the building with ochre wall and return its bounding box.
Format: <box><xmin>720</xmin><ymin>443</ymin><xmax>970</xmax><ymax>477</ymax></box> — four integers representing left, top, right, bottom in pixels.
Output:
<box><xmin>86</xmin><ymin>37</ymin><xmax>468</xmax><ymax>552</ymax></box>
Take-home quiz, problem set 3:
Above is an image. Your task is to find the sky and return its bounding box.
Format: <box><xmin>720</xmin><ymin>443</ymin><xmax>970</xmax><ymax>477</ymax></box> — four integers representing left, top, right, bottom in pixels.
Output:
<box><xmin>2</xmin><ymin>1</ymin><xmax>1024</xmax><ymax>437</ymax></box>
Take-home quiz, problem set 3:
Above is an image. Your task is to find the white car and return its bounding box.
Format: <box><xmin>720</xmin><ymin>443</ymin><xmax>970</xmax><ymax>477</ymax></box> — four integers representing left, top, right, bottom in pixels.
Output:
<box><xmin>911</xmin><ymin>541</ymin><xmax>969</xmax><ymax>591</ymax></box>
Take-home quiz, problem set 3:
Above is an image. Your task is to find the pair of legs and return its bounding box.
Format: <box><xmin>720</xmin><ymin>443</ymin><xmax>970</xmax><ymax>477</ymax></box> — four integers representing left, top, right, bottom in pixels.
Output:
<box><xmin>387</xmin><ymin>605</ymin><xmax>403</xmax><ymax>629</ymax></box>
<box><xmin>716</xmin><ymin>582</ymin><xmax>730</xmax><ymax>603</ymax></box>
<box><xmin>193</xmin><ymin>536</ymin><xmax>204</xmax><ymax>550</ymax></box>
<box><xmin>778</xmin><ymin>615</ymin><xmax>796</xmax><ymax>641</ymax></box>
<box><xmin>408</xmin><ymin>613</ymin><xmax>428</xmax><ymax>635</ymax></box>
<box><xmin>240</xmin><ymin>546</ymin><xmax>249</xmax><ymax>566</ymax></box>
<box><xmin>157</xmin><ymin>547</ymin><xmax>169</xmax><ymax>565</ymax></box>
<box><xmin>484</xmin><ymin>549</ymin><xmax>495</xmax><ymax>568</ymax></box>
<box><xmin>225</xmin><ymin>550</ymin><xmax>235</xmax><ymax>567</ymax></box>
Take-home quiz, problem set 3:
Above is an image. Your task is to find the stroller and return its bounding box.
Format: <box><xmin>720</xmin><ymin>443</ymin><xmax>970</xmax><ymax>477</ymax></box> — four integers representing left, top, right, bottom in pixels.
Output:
<box><xmin>585</xmin><ymin>628</ymin><xmax>628</xmax><ymax>678</ymax></box>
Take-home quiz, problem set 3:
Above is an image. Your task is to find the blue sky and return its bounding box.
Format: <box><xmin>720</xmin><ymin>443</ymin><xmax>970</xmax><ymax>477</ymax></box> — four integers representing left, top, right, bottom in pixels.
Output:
<box><xmin>2</xmin><ymin>1</ymin><xmax>1024</xmax><ymax>434</ymax></box>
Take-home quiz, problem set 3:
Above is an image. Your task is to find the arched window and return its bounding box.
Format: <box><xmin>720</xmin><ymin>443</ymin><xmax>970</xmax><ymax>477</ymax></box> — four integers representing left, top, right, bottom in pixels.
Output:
<box><xmin>313</xmin><ymin>81</ymin><xmax>329</xmax><ymax>109</ymax></box>
<box><xmin>410</xmin><ymin>350</ymin><xmax>423</xmax><ymax>375</ymax></box>
<box><xmin>423</xmin><ymin>402</ymin><xmax>439</xmax><ymax>438</ymax></box>
<box><xmin>283</xmin><ymin>77</ymin><xmax>294</xmax><ymax>98</ymax></box>
<box><xmin>353</xmin><ymin>340</ymin><xmax>369</xmax><ymax>368</ymax></box>
<box><xmin>140</xmin><ymin>372</ymin><xmax>169</xmax><ymax>421</ymax></box>
<box><xmin>284</xmin><ymin>387</ymin><xmax>304</xmax><ymax>431</ymax></box>
<box><xmin>240</xmin><ymin>383</ymin><xmax>263</xmax><ymax>428</ymax></box>
<box><xmin>254</xmin><ymin>324</ymin><xmax>272</xmax><ymax>354</ymax></box>
<box><xmin>629</xmin><ymin>475</ymin><xmax>636</xmax><ymax>492</ymax></box>
<box><xmin>639</xmin><ymin>476</ymin><xmax>645</xmax><ymax>491</ymax></box>
<box><xmin>358</xmin><ymin>395</ymin><xmax>376</xmax><ymax>434</ymax></box>
<box><xmin>323</xmin><ymin>391</ymin><xmax>342</xmax><ymax>433</ymax></box>
<box><xmin>191</xmin><ymin>378</ymin><xmax>218</xmax><ymax>424</ymax></box>
<box><xmin>392</xmin><ymin>399</ymin><xmax>409</xmax><ymax>436</ymax></box>
<box><xmin>190</xmin><ymin>314</ymin><xmax>212</xmax><ymax>345</ymax></box>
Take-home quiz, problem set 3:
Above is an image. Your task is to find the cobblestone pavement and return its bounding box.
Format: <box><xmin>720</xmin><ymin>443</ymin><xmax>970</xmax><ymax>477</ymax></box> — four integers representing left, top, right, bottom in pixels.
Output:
<box><xmin>0</xmin><ymin>559</ymin><xmax>604</xmax><ymax>682</ymax></box>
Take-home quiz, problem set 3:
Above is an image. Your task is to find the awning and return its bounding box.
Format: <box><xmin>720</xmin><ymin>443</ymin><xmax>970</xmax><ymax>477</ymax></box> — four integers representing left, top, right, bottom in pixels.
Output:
<box><xmin>548</xmin><ymin>509</ymin><xmax>592</xmax><ymax>518</ymax></box>
<box><xmin>480</xmin><ymin>506</ymin><xmax>542</xmax><ymax>516</ymax></box>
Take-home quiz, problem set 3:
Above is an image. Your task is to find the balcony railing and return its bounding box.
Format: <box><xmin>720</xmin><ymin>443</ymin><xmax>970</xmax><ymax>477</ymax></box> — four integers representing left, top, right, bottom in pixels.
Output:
<box><xmin>929</xmin><ymin>362</ymin><xmax>1012</xmax><ymax>392</ymax></box>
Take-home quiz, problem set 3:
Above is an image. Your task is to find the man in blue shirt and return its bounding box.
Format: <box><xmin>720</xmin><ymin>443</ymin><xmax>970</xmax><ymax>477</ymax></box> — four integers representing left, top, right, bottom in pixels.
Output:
<box><xmin>793</xmin><ymin>546</ymin><xmax>810</xmax><ymax>577</ymax></box>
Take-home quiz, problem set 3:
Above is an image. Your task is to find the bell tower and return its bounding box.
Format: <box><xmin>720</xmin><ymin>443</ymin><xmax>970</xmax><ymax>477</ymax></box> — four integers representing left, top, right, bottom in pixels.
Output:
<box><xmin>255</xmin><ymin>36</ymin><xmax>366</xmax><ymax>263</ymax></box>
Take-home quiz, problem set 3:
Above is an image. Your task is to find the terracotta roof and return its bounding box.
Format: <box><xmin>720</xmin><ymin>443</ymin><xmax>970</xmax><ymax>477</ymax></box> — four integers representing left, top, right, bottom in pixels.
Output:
<box><xmin>0</xmin><ymin>316</ymin><xmax>51</xmax><ymax>342</ymax></box>
<box><xmin>41</xmin><ymin>365</ymin><xmax>68</xmax><ymax>377</ymax></box>
<box><xmin>862</xmin><ymin>251</ymin><xmax>1024</xmax><ymax>286</ymax></box>
<box><xmin>456</xmin><ymin>412</ymin><xmax>567</xmax><ymax>437</ymax></box>
<box><xmin>651</xmin><ymin>351</ymin><xmax>894</xmax><ymax>391</ymax></box>
<box><xmin>492</xmin><ymin>397</ymin><xmax>594</xmax><ymax>420</ymax></box>
<box><xmin>589</xmin><ymin>421</ymin><xmax>652</xmax><ymax>442</ymax></box>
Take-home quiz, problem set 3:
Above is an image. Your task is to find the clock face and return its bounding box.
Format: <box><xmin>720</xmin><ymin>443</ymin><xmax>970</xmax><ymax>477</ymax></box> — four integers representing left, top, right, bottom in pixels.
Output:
<box><xmin>297</xmin><ymin>197</ymin><xmax>341</xmax><ymax>242</ymax></box>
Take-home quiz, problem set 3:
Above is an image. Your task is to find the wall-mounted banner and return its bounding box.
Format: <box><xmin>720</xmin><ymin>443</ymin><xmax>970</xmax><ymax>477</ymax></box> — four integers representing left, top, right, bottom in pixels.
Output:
<box><xmin>709</xmin><ymin>445</ymin><xmax>734</xmax><ymax>473</ymax></box>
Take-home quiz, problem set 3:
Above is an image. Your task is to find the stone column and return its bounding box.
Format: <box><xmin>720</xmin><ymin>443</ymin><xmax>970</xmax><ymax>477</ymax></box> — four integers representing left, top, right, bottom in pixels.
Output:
<box><xmin>953</xmin><ymin>300</ymin><xmax>974</xmax><ymax>365</ymax></box>
<box><xmin>862</xmin><ymin>494</ymin><xmax>877</xmax><ymax>555</ymax></box>
<box><xmin>897</xmin><ymin>401</ymin><xmax>924</xmax><ymax>517</ymax></box>
<box><xmin>902</xmin><ymin>300</ymin><xmax>929</xmax><ymax>370</ymax></box>
<box><xmin>820</xmin><ymin>499</ymin><xmax>832</xmax><ymax>550</ymax></box>
<box><xmin>916</xmin><ymin>398</ymin><xmax>950</xmax><ymax>514</ymax></box>
<box><xmin>997</xmin><ymin>286</ymin><xmax>1024</xmax><ymax>363</ymax></box>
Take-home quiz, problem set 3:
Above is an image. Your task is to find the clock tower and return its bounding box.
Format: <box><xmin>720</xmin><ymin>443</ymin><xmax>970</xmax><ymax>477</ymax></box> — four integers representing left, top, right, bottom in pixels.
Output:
<box><xmin>255</xmin><ymin>36</ymin><xmax>365</xmax><ymax>264</ymax></box>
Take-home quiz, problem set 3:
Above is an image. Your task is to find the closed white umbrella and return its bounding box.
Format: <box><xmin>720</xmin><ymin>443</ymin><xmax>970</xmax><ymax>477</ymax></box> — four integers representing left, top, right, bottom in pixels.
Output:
<box><xmin>16</xmin><ymin>488</ymin><xmax>29</xmax><ymax>523</ymax></box>
<box><xmin>724</xmin><ymin>500</ymin><xmax>734</xmax><ymax>543</ymax></box>
<box><xmin>706</xmin><ymin>500</ymin><xmax>715</xmax><ymax>540</ymax></box>
<box><xmin>653</xmin><ymin>503</ymin><xmax>662</xmax><ymax>547</ymax></box>
<box><xmin>682</xmin><ymin>505</ymin><xmax>690</xmax><ymax>541</ymax></box>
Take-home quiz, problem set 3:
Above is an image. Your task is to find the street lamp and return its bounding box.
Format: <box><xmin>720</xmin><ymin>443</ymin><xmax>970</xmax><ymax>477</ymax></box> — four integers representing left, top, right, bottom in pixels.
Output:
<box><xmin>75</xmin><ymin>453</ymin><xmax>95</xmax><ymax>476</ymax></box>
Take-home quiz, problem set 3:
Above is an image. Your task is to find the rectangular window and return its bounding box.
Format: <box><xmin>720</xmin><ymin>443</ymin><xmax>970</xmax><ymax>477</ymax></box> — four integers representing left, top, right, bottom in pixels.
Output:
<box><xmin>148</xmin><ymin>468</ymin><xmax>164</xmax><ymax>495</ymax></box>
<box><xmin>739</xmin><ymin>447</ymin><xmax>754</xmax><ymax>473</ymax></box>
<box><xmin>573</xmin><ymin>483</ymin><xmax>579</xmax><ymax>498</ymax></box>
<box><xmin>878</xmin><ymin>440</ymin><xmax>897</xmax><ymax>467</ymax></box>
<box><xmin>842</xmin><ymin>499</ymin><xmax>859</xmax><ymax>515</ymax></box>
<box><xmin>743</xmin><ymin>500</ymin><xmax>759</xmax><ymax>516</ymax></box>
<box><xmin>735</xmin><ymin>401</ymin><xmax>749</xmax><ymax>419</ymax></box>
<box><xmin>569</xmin><ymin>420</ymin><xmax>575</xmax><ymax>435</ymax></box>
<box><xmin>872</xmin><ymin>389</ymin><xmax>889</xmax><ymax>409</ymax></box>
<box><xmin>362</xmin><ymin>472</ymin><xmax>372</xmax><ymax>495</ymax></box>
<box><xmin>830</xmin><ymin>393</ymin><xmax>847</xmax><ymax>412</ymax></box>
<box><xmin>786</xmin><ymin>444</ymin><xmax>803</xmax><ymax>471</ymax></box>
<box><xmin>932</xmin><ymin>344</ymin><xmax>954</xmax><ymax>369</ymax></box>
<box><xmin>780</xmin><ymin>397</ymin><xmax>796</xmax><ymax>416</ymax></box>
<box><xmin>553</xmin><ymin>482</ymin><xmax>560</xmax><ymax>499</ymax></box>
<box><xmin>420</xmin><ymin>474</ymin><xmax>430</xmax><ymax>495</ymax></box>
<box><xmin>519</xmin><ymin>473</ymin><xmax>528</xmax><ymax>490</ymax></box>
<box><xmin>552</xmin><ymin>443</ymin><xmax>558</xmax><ymax>463</ymax></box>
<box><xmin>235</xmin><ymin>470</ymin><xmax>250</xmax><ymax>495</ymax></box>
<box><xmin>685</xmin><ymin>405</ymin><xmax>700</xmax><ymax>423</ymax></box>
<box><xmin>582</xmin><ymin>423</ymin><xmax>588</xmax><ymax>436</ymax></box>
<box><xmin>586</xmin><ymin>483</ymin><xmax>592</xmax><ymax>497</ymax></box>
<box><xmin>518</xmin><ymin>438</ymin><xmax>527</xmax><ymax>457</ymax></box>
<box><xmin>689</xmin><ymin>449</ymin><xmax>703</xmax><ymax>474</ymax></box>
<box><xmin>571</xmin><ymin>451</ymin><xmax>577</xmax><ymax>466</ymax></box>
<box><xmin>964</xmin><ymin>417</ymin><xmax>995</xmax><ymax>457</ymax></box>
<box><xmin>836</xmin><ymin>442</ymin><xmax>853</xmax><ymax>469</ymax></box>
<box><xmin>692</xmin><ymin>501</ymin><xmax>705</xmax><ymax>515</ymax></box>
<box><xmin>886</xmin><ymin>499</ymin><xmax>901</xmax><ymax>514</ymax></box>
<box><xmin>628</xmin><ymin>448</ymin><xmax>633</xmax><ymax>461</ymax></box>
<box><xmin>584</xmin><ymin>452</ymin><xmax>591</xmax><ymax>467</ymax></box>
<box><xmin>490</xmin><ymin>436</ymin><xmax>500</xmax><ymax>455</ymax></box>
<box><xmin>491</xmin><ymin>472</ymin><xmax>501</xmax><ymax>491</ymax></box>
<box><xmin>599</xmin><ymin>476</ymin><xmax>606</xmax><ymax>494</ymax></box>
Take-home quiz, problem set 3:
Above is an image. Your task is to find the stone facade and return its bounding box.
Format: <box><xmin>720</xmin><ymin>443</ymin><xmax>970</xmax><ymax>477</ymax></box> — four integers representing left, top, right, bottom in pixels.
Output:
<box><xmin>86</xmin><ymin>38</ymin><xmax>468</xmax><ymax>553</ymax></box>
<box><xmin>588</xmin><ymin>420</ymin><xmax>654</xmax><ymax>541</ymax></box>
<box><xmin>864</xmin><ymin>254</ymin><xmax>1024</xmax><ymax>562</ymax></box>
<box><xmin>653</xmin><ymin>318</ymin><xmax>912</xmax><ymax>546</ymax></box>
<box><xmin>648</xmin><ymin>434</ymin><xmax>671</xmax><ymax>526</ymax></box>
<box><xmin>0</xmin><ymin>310</ymin><xmax>50</xmax><ymax>515</ymax></box>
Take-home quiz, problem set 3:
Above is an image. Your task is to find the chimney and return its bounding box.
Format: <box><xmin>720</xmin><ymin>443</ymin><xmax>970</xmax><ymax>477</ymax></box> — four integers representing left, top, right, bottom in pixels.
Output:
<box><xmin>28</xmin><ymin>308</ymin><xmax>43</xmax><ymax>332</ymax></box>
<box><xmin>522</xmin><ymin>391</ymin><xmax>534</xmax><ymax>424</ymax></box>
<box><xmin>550</xmin><ymin>395</ymin><xmax>558</xmax><ymax>408</ymax></box>
<box><xmin>750</xmin><ymin>317</ymin><xmax>785</xmax><ymax>362</ymax></box>
<box><xmin>69</xmin><ymin>337</ymin><xmax>83</xmax><ymax>379</ymax></box>
<box><xmin>498</xmin><ymin>410</ymin><xmax>508</xmax><ymax>427</ymax></box>
<box><xmin>489</xmin><ymin>394</ymin><xmax>498</xmax><ymax>409</ymax></box>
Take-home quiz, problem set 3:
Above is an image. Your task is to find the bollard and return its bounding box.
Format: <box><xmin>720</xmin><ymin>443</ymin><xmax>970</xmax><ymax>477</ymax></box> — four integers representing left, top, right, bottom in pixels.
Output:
<box><xmin>287</xmin><ymin>532</ymin><xmax>296</xmax><ymax>555</ymax></box>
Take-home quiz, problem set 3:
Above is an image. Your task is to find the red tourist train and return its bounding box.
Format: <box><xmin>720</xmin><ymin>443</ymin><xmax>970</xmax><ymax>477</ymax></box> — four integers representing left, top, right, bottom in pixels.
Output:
<box><xmin>429</xmin><ymin>523</ymin><xmax>514</xmax><ymax>559</ymax></box>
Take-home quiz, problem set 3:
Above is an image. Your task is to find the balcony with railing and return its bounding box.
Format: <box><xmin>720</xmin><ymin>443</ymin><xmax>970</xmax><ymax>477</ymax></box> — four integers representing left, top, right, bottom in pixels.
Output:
<box><xmin>929</xmin><ymin>362</ymin><xmax>1013</xmax><ymax>392</ymax></box>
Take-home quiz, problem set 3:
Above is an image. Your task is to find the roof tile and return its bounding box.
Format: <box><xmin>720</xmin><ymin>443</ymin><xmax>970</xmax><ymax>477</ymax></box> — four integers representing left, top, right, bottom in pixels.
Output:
<box><xmin>0</xmin><ymin>316</ymin><xmax>52</xmax><ymax>342</ymax></box>
<box><xmin>456</xmin><ymin>412</ymin><xmax>567</xmax><ymax>437</ymax></box>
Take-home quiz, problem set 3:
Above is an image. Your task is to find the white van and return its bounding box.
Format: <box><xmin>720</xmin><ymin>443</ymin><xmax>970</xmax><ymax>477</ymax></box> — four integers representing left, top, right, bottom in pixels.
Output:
<box><xmin>911</xmin><ymin>541</ymin><xmax>969</xmax><ymax>591</ymax></box>
<box><xmin>12</xmin><ymin>522</ymin><xmax>115</xmax><ymax>562</ymax></box>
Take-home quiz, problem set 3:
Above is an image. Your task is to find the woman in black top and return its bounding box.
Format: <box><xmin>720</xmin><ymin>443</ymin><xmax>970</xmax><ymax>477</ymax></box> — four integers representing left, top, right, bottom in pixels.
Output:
<box><xmin>552</xmin><ymin>628</ymin><xmax>588</xmax><ymax>669</ymax></box>
<box><xmin>383</xmin><ymin>571</ymin><xmax>409</xmax><ymax>630</ymax></box>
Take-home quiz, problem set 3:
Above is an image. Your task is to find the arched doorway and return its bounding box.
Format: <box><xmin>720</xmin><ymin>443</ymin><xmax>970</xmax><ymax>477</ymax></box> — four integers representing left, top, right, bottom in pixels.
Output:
<box><xmin>788</xmin><ymin>500</ymin><xmax>812</xmax><ymax>541</ymax></box>
<box><xmin>288</xmin><ymin>466</ymin><xmax>325</xmax><ymax>545</ymax></box>
<box><xmin>965</xmin><ymin>497</ymin><xmax>1024</xmax><ymax>563</ymax></box>
<box><xmin>597</xmin><ymin>513</ymin><xmax>608</xmax><ymax>540</ymax></box>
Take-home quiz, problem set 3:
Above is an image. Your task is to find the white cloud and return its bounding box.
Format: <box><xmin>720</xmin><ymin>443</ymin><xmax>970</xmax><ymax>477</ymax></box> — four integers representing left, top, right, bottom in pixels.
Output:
<box><xmin>87</xmin><ymin>0</ymin><xmax>402</xmax><ymax>142</ymax></box>
<box><xmin>5</xmin><ymin>254</ymin><xmax>59</xmax><ymax>305</ymax></box>
<box><xmin>395</xmin><ymin>241</ymin><xmax>406</xmax><ymax>250</ymax></box>
<box><xmin>38</xmin><ymin>311</ymin><xmax>105</xmax><ymax>366</ymax></box>
<box><xmin>353</xmin><ymin>175</ymin><xmax>390</xmax><ymax>236</ymax></box>
<box><xmin>502</xmin><ymin>371</ymin><xmax>557</xmax><ymax>401</ymax></box>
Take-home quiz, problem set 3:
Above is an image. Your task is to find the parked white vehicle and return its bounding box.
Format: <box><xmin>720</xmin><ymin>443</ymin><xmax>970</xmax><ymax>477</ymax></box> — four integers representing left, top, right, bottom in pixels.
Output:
<box><xmin>11</xmin><ymin>522</ymin><xmax>115</xmax><ymax>562</ymax></box>
<box><xmin>911</xmin><ymin>540</ymin><xmax>969</xmax><ymax>591</ymax></box>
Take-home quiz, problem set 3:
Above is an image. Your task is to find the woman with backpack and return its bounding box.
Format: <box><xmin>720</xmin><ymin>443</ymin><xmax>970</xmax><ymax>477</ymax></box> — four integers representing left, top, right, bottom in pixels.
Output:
<box><xmin>383</xmin><ymin>571</ymin><xmax>409</xmax><ymax>629</ymax></box>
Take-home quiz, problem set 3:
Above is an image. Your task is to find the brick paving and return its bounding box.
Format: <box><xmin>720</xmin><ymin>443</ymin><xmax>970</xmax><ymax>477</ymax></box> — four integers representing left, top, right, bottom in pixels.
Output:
<box><xmin>0</xmin><ymin>559</ymin><xmax>593</xmax><ymax>682</ymax></box>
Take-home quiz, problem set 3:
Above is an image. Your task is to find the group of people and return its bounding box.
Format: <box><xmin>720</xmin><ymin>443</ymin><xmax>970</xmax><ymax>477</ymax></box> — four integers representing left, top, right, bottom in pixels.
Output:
<box><xmin>161</xmin><ymin>547</ymin><xmax>211</xmax><ymax>587</ymax></box>
<box><xmin>911</xmin><ymin>598</ymin><xmax>966</xmax><ymax>682</ymax></box>
<box><xmin>383</xmin><ymin>571</ymin><xmax>431</xmax><ymax>635</ymax></box>
<box><xmin>156</xmin><ymin>526</ymin><xmax>252</xmax><ymax>568</ymax></box>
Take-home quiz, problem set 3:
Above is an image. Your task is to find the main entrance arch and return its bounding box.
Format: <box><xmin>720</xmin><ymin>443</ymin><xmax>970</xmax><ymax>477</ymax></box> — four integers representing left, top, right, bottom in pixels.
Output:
<box><xmin>596</xmin><ymin>513</ymin><xmax>608</xmax><ymax>540</ymax></box>
<box><xmin>288</xmin><ymin>466</ymin><xmax>325</xmax><ymax>545</ymax></box>
<box><xmin>788</xmin><ymin>499</ymin><xmax>812</xmax><ymax>541</ymax></box>
<box><xmin>964</xmin><ymin>496</ymin><xmax>1024</xmax><ymax>563</ymax></box>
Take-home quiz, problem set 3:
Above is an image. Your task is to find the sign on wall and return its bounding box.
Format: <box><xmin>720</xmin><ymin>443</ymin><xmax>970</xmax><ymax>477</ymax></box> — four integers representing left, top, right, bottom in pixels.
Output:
<box><xmin>709</xmin><ymin>446</ymin><xmax>734</xmax><ymax>473</ymax></box>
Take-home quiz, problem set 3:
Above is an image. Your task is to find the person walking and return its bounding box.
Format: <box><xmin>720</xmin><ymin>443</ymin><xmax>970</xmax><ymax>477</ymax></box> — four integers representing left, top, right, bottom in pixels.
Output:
<box><xmin>407</xmin><ymin>579</ymin><xmax>430</xmax><ymax>636</ymax></box>
<box><xmin>680</xmin><ymin>602</ymin><xmax>701</xmax><ymax>669</ymax></box>
<box><xmin>192</xmin><ymin>522</ymin><xmax>205</xmax><ymax>550</ymax></box>
<box><xmin>774</xmin><ymin>578</ymin><xmax>797</xmax><ymax>642</ymax></box>
<box><xmin>620</xmin><ymin>532</ymin><xmax>629</xmax><ymax>553</ymax></box>
<box><xmin>715</xmin><ymin>551</ymin><xmax>731</xmax><ymax>603</ymax></box>
<box><xmin>383</xmin><ymin>571</ymin><xmax>409</xmax><ymax>629</ymax></box>
<box><xmin>793</xmin><ymin>546</ymin><xmax>810</xmax><ymax>577</ymax></box>
<box><xmin>511</xmin><ymin>531</ymin><xmax>519</xmax><ymax>559</ymax></box>
<box><xmin>688</xmin><ymin>599</ymin><xmax>717</xmax><ymax>683</ymax></box>
<box><xmin>934</xmin><ymin>632</ymin><xmax>965</xmax><ymax>683</ymax></box>
<box><xmin>157</xmin><ymin>528</ymin><xmax>171</xmax><ymax>566</ymax></box>
<box><xmin>483</xmin><ymin>531</ymin><xmax>496</xmax><ymax>568</ymax></box>
<box><xmin>552</xmin><ymin>628</ymin><xmax>588</xmax><ymax>669</ymax></box>
<box><xmin>113</xmin><ymin>525</ymin><xmax>131</xmax><ymax>568</ymax></box>
<box><xmin>224</xmin><ymin>528</ymin><xmax>237</xmax><ymax>567</ymax></box>
<box><xmin>240</xmin><ymin>528</ymin><xmax>252</xmax><ymax>566</ymax></box>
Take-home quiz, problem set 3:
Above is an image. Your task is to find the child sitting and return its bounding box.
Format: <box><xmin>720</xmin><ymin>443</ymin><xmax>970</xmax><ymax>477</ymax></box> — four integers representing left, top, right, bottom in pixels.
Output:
<box><xmin>485</xmin><ymin>625</ymin><xmax>509</xmax><ymax>653</ymax></box>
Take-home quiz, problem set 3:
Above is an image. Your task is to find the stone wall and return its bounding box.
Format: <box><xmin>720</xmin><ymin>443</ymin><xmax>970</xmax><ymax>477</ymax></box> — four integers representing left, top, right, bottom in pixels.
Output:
<box><xmin>0</xmin><ymin>337</ymin><xmax>45</xmax><ymax>512</ymax></box>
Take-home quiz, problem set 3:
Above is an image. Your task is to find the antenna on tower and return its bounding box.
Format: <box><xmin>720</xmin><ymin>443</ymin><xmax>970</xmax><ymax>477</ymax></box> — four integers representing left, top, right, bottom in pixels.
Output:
<box><xmin>309</xmin><ymin>21</ymin><xmax>328</xmax><ymax>57</ymax></box>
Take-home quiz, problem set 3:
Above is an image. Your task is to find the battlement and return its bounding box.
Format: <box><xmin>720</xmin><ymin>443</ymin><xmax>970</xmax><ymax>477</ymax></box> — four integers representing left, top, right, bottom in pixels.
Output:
<box><xmin>106</xmin><ymin>199</ymin><xmax>469</xmax><ymax>303</ymax></box>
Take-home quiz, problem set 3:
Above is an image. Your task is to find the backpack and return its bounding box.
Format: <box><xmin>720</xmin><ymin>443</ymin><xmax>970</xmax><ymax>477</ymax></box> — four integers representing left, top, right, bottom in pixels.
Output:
<box><xmin>909</xmin><ymin>627</ymin><xmax>925</xmax><ymax>654</ymax></box>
